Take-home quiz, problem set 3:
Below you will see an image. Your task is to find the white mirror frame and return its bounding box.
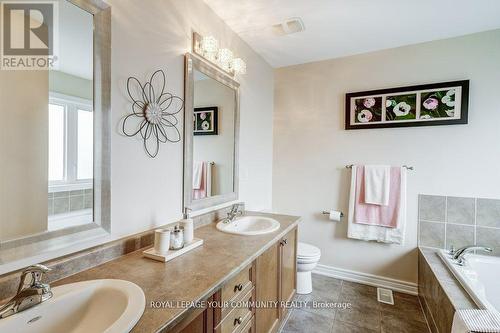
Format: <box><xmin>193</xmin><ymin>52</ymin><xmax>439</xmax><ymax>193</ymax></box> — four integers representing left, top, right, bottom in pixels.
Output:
<box><xmin>183</xmin><ymin>53</ymin><xmax>240</xmax><ymax>211</ymax></box>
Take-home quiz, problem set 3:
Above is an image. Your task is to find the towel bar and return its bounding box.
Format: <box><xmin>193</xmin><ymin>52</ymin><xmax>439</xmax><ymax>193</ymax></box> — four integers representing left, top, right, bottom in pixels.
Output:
<box><xmin>345</xmin><ymin>164</ymin><xmax>414</xmax><ymax>170</ymax></box>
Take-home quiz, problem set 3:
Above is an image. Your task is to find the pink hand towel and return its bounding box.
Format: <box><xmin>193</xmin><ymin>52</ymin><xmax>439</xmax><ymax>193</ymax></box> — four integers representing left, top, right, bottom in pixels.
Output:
<box><xmin>192</xmin><ymin>162</ymin><xmax>206</xmax><ymax>200</ymax></box>
<box><xmin>353</xmin><ymin>166</ymin><xmax>401</xmax><ymax>228</ymax></box>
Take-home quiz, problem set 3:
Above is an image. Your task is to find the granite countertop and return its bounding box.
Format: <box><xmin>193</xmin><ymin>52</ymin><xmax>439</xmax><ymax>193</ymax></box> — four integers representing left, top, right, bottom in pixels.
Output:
<box><xmin>53</xmin><ymin>212</ymin><xmax>300</xmax><ymax>333</ymax></box>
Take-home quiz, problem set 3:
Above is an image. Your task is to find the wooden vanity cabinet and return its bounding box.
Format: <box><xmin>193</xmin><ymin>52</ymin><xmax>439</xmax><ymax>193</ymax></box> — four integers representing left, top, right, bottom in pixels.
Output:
<box><xmin>170</xmin><ymin>296</ymin><xmax>214</xmax><ymax>333</ymax></box>
<box><xmin>278</xmin><ymin>227</ymin><xmax>297</xmax><ymax>319</ymax></box>
<box><xmin>255</xmin><ymin>226</ymin><xmax>298</xmax><ymax>333</ymax></box>
<box><xmin>255</xmin><ymin>242</ymin><xmax>280</xmax><ymax>333</ymax></box>
<box><xmin>169</xmin><ymin>226</ymin><xmax>297</xmax><ymax>333</ymax></box>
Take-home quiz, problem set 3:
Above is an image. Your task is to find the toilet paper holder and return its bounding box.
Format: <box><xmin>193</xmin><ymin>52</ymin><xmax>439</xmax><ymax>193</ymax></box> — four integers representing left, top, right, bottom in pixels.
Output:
<box><xmin>322</xmin><ymin>210</ymin><xmax>344</xmax><ymax>217</ymax></box>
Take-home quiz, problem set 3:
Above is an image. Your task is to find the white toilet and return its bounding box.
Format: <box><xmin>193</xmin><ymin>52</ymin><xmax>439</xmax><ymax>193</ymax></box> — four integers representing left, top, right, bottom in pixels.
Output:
<box><xmin>296</xmin><ymin>242</ymin><xmax>321</xmax><ymax>294</ymax></box>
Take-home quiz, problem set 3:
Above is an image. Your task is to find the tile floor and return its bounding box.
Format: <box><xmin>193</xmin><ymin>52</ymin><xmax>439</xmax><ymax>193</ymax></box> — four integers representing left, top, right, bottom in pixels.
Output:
<box><xmin>281</xmin><ymin>274</ymin><xmax>430</xmax><ymax>333</ymax></box>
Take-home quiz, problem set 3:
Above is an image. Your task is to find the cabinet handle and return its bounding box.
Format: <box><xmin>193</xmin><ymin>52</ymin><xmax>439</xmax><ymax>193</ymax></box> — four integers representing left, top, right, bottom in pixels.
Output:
<box><xmin>234</xmin><ymin>283</ymin><xmax>243</xmax><ymax>292</ymax></box>
<box><xmin>234</xmin><ymin>316</ymin><xmax>243</xmax><ymax>326</ymax></box>
<box><xmin>283</xmin><ymin>238</ymin><xmax>288</xmax><ymax>245</ymax></box>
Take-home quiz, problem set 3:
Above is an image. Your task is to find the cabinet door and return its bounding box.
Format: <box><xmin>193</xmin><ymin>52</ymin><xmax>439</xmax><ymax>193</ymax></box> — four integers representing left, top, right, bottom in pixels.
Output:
<box><xmin>280</xmin><ymin>227</ymin><xmax>297</xmax><ymax>318</ymax></box>
<box><xmin>255</xmin><ymin>243</ymin><xmax>280</xmax><ymax>333</ymax></box>
<box><xmin>171</xmin><ymin>297</ymin><xmax>214</xmax><ymax>333</ymax></box>
<box><xmin>177</xmin><ymin>311</ymin><xmax>205</xmax><ymax>333</ymax></box>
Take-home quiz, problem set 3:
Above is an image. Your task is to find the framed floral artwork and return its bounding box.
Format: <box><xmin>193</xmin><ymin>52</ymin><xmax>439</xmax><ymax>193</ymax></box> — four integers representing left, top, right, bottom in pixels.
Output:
<box><xmin>194</xmin><ymin>107</ymin><xmax>218</xmax><ymax>135</ymax></box>
<box><xmin>345</xmin><ymin>80</ymin><xmax>469</xmax><ymax>129</ymax></box>
<box><xmin>354</xmin><ymin>97</ymin><xmax>382</xmax><ymax>123</ymax></box>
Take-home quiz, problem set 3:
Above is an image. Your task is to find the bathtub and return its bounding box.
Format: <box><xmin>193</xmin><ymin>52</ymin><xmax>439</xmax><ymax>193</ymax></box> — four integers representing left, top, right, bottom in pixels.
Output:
<box><xmin>439</xmin><ymin>250</ymin><xmax>500</xmax><ymax>314</ymax></box>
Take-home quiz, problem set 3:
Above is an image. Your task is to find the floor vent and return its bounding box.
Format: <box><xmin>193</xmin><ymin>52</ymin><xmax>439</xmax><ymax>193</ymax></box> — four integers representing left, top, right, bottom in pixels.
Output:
<box><xmin>377</xmin><ymin>287</ymin><xmax>394</xmax><ymax>305</ymax></box>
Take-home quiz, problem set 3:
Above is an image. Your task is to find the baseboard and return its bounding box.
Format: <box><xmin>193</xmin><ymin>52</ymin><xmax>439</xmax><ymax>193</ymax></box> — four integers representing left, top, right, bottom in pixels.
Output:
<box><xmin>313</xmin><ymin>264</ymin><xmax>418</xmax><ymax>295</ymax></box>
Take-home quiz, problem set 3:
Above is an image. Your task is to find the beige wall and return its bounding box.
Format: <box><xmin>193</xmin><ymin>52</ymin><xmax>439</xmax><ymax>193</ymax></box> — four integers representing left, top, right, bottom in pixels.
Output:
<box><xmin>0</xmin><ymin>0</ymin><xmax>274</xmax><ymax>248</ymax></box>
<box><xmin>49</xmin><ymin>70</ymin><xmax>93</xmax><ymax>100</ymax></box>
<box><xmin>0</xmin><ymin>70</ymin><xmax>49</xmax><ymax>241</ymax></box>
<box><xmin>108</xmin><ymin>0</ymin><xmax>274</xmax><ymax>236</ymax></box>
<box><xmin>194</xmin><ymin>78</ymin><xmax>235</xmax><ymax>196</ymax></box>
<box><xmin>273</xmin><ymin>29</ymin><xmax>500</xmax><ymax>284</ymax></box>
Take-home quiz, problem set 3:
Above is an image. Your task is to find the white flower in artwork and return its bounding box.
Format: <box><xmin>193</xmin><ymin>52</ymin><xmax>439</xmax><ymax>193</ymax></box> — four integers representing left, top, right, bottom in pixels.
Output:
<box><xmin>363</xmin><ymin>98</ymin><xmax>376</xmax><ymax>108</ymax></box>
<box><xmin>201</xmin><ymin>120</ymin><xmax>210</xmax><ymax>130</ymax></box>
<box><xmin>441</xmin><ymin>89</ymin><xmax>455</xmax><ymax>107</ymax></box>
<box><xmin>393</xmin><ymin>102</ymin><xmax>411</xmax><ymax>116</ymax></box>
<box><xmin>357</xmin><ymin>109</ymin><xmax>373</xmax><ymax>123</ymax></box>
<box><xmin>200</xmin><ymin>112</ymin><xmax>207</xmax><ymax>120</ymax></box>
<box><xmin>386</xmin><ymin>99</ymin><xmax>394</xmax><ymax>108</ymax></box>
<box><xmin>445</xmin><ymin>109</ymin><xmax>455</xmax><ymax>117</ymax></box>
<box><xmin>420</xmin><ymin>114</ymin><xmax>432</xmax><ymax>119</ymax></box>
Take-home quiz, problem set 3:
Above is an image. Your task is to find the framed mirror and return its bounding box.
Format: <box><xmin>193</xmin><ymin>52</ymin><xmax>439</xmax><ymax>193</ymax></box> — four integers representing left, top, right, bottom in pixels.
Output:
<box><xmin>0</xmin><ymin>0</ymin><xmax>110</xmax><ymax>256</ymax></box>
<box><xmin>183</xmin><ymin>53</ymin><xmax>240</xmax><ymax>211</ymax></box>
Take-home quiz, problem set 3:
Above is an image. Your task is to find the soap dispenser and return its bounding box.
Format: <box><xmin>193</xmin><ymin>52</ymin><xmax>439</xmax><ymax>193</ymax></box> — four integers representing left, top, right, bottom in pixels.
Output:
<box><xmin>180</xmin><ymin>208</ymin><xmax>194</xmax><ymax>244</ymax></box>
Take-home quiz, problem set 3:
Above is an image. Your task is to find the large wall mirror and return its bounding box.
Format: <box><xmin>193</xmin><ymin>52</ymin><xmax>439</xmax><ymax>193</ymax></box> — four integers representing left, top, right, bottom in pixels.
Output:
<box><xmin>184</xmin><ymin>53</ymin><xmax>240</xmax><ymax>211</ymax></box>
<box><xmin>0</xmin><ymin>0</ymin><xmax>110</xmax><ymax>259</ymax></box>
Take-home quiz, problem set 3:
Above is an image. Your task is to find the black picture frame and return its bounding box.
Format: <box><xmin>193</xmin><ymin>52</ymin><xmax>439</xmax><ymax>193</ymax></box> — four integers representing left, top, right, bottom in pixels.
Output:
<box><xmin>345</xmin><ymin>80</ymin><xmax>469</xmax><ymax>130</ymax></box>
<box><xmin>194</xmin><ymin>107</ymin><xmax>218</xmax><ymax>135</ymax></box>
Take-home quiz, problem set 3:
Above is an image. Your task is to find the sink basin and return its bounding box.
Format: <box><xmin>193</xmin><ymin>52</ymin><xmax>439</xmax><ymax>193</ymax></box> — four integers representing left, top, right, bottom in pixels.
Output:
<box><xmin>216</xmin><ymin>216</ymin><xmax>280</xmax><ymax>236</ymax></box>
<box><xmin>0</xmin><ymin>279</ymin><xmax>145</xmax><ymax>333</ymax></box>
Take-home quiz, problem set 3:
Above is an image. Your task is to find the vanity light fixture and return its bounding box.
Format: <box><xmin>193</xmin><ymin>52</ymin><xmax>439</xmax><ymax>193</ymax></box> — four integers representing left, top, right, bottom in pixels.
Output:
<box><xmin>231</xmin><ymin>58</ymin><xmax>247</xmax><ymax>75</ymax></box>
<box><xmin>200</xmin><ymin>35</ymin><xmax>218</xmax><ymax>61</ymax></box>
<box><xmin>217</xmin><ymin>48</ymin><xmax>233</xmax><ymax>71</ymax></box>
<box><xmin>193</xmin><ymin>32</ymin><xmax>246</xmax><ymax>76</ymax></box>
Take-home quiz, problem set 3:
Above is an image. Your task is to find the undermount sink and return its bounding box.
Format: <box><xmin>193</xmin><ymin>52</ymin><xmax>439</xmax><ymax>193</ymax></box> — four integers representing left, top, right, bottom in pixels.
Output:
<box><xmin>0</xmin><ymin>279</ymin><xmax>145</xmax><ymax>333</ymax></box>
<box><xmin>216</xmin><ymin>216</ymin><xmax>280</xmax><ymax>236</ymax></box>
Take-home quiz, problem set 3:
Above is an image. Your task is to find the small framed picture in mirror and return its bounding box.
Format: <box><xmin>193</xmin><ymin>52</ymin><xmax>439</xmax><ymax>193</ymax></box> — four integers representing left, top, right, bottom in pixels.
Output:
<box><xmin>194</xmin><ymin>107</ymin><xmax>218</xmax><ymax>135</ymax></box>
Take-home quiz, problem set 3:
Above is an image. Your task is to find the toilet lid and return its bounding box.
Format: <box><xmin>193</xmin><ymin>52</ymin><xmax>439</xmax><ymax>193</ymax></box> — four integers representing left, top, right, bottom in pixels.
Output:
<box><xmin>298</xmin><ymin>242</ymin><xmax>321</xmax><ymax>258</ymax></box>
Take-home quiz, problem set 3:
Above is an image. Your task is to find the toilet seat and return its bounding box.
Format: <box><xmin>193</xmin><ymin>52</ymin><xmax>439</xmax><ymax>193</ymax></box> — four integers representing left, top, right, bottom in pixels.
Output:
<box><xmin>297</xmin><ymin>256</ymin><xmax>320</xmax><ymax>264</ymax></box>
<box><xmin>297</xmin><ymin>242</ymin><xmax>321</xmax><ymax>259</ymax></box>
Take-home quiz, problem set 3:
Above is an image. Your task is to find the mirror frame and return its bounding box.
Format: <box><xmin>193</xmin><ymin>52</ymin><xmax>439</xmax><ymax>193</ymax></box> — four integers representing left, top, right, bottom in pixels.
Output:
<box><xmin>0</xmin><ymin>0</ymin><xmax>111</xmax><ymax>250</ymax></box>
<box><xmin>183</xmin><ymin>53</ymin><xmax>240</xmax><ymax>211</ymax></box>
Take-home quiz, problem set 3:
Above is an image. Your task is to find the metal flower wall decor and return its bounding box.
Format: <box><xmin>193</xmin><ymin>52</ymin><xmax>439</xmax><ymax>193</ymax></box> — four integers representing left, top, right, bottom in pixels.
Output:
<box><xmin>122</xmin><ymin>69</ymin><xmax>183</xmax><ymax>158</ymax></box>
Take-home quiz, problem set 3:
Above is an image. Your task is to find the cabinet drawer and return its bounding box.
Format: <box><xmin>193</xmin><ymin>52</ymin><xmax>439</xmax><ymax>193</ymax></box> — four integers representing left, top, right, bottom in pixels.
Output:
<box><xmin>216</xmin><ymin>288</ymin><xmax>253</xmax><ymax>333</ymax></box>
<box><xmin>237</xmin><ymin>315</ymin><xmax>253</xmax><ymax>333</ymax></box>
<box><xmin>220</xmin><ymin>264</ymin><xmax>252</xmax><ymax>303</ymax></box>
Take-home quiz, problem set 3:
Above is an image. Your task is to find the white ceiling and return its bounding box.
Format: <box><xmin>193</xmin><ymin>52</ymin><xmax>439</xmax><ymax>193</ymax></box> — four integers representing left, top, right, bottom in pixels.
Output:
<box><xmin>204</xmin><ymin>0</ymin><xmax>500</xmax><ymax>68</ymax></box>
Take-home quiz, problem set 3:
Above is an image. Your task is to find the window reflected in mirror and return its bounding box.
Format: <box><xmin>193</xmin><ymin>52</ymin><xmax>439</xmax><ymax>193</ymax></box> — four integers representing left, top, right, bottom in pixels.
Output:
<box><xmin>192</xmin><ymin>69</ymin><xmax>236</xmax><ymax>200</ymax></box>
<box><xmin>0</xmin><ymin>0</ymin><xmax>94</xmax><ymax>242</ymax></box>
<box><xmin>47</xmin><ymin>0</ymin><xmax>94</xmax><ymax>231</ymax></box>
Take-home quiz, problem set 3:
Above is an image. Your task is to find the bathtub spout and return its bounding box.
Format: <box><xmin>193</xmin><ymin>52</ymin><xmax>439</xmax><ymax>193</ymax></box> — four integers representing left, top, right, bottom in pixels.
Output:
<box><xmin>452</xmin><ymin>245</ymin><xmax>493</xmax><ymax>262</ymax></box>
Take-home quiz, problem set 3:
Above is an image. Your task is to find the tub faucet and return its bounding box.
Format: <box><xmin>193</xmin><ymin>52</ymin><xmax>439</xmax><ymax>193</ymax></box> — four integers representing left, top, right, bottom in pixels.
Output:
<box><xmin>452</xmin><ymin>245</ymin><xmax>493</xmax><ymax>265</ymax></box>
<box><xmin>0</xmin><ymin>264</ymin><xmax>53</xmax><ymax>319</ymax></box>
<box><xmin>223</xmin><ymin>203</ymin><xmax>244</xmax><ymax>224</ymax></box>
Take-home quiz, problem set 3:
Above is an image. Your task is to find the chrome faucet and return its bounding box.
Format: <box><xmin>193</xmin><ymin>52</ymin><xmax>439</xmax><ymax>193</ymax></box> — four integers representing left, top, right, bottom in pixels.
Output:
<box><xmin>452</xmin><ymin>245</ymin><xmax>493</xmax><ymax>265</ymax></box>
<box><xmin>223</xmin><ymin>203</ymin><xmax>244</xmax><ymax>224</ymax></box>
<box><xmin>0</xmin><ymin>264</ymin><xmax>53</xmax><ymax>319</ymax></box>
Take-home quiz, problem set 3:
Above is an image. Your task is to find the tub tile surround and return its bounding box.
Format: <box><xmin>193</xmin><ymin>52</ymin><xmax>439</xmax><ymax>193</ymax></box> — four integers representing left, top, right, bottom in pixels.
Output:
<box><xmin>418</xmin><ymin>195</ymin><xmax>500</xmax><ymax>255</ymax></box>
<box><xmin>48</xmin><ymin>189</ymin><xmax>93</xmax><ymax>216</ymax></box>
<box><xmin>418</xmin><ymin>248</ymin><xmax>477</xmax><ymax>333</ymax></box>
<box><xmin>0</xmin><ymin>205</ymin><xmax>237</xmax><ymax>303</ymax></box>
<box><xmin>281</xmin><ymin>274</ymin><xmax>430</xmax><ymax>333</ymax></box>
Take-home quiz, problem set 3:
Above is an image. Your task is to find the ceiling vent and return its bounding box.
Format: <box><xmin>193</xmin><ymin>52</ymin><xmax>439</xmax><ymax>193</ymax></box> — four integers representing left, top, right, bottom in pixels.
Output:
<box><xmin>272</xmin><ymin>17</ymin><xmax>305</xmax><ymax>36</ymax></box>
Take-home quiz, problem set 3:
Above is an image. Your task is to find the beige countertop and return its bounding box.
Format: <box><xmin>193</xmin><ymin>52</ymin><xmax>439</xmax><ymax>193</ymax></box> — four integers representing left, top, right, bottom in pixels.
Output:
<box><xmin>53</xmin><ymin>212</ymin><xmax>300</xmax><ymax>333</ymax></box>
